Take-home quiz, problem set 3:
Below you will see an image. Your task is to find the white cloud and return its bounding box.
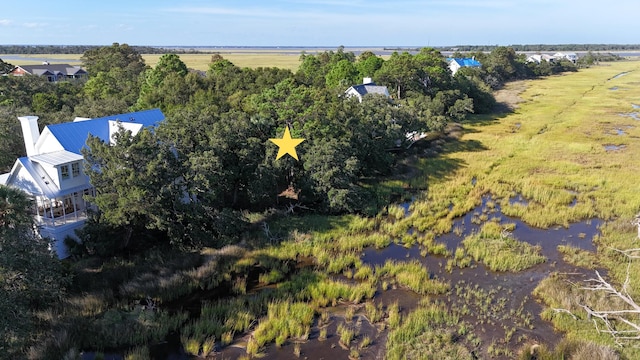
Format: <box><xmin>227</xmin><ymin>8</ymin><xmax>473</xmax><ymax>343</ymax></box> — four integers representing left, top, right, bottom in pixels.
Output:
<box><xmin>23</xmin><ymin>22</ymin><xmax>47</xmax><ymax>28</ymax></box>
<box><xmin>0</xmin><ymin>19</ymin><xmax>11</xmax><ymax>26</ymax></box>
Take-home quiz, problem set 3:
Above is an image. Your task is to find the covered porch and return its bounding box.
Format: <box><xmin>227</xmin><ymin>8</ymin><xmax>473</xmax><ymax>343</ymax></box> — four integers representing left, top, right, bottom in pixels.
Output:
<box><xmin>32</xmin><ymin>187</ymin><xmax>95</xmax><ymax>227</ymax></box>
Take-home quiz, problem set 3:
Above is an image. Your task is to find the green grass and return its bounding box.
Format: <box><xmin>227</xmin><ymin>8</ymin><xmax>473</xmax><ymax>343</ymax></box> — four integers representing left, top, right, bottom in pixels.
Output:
<box><xmin>462</xmin><ymin>221</ymin><xmax>546</xmax><ymax>271</ymax></box>
<box><xmin>253</xmin><ymin>300</ymin><xmax>314</xmax><ymax>348</ymax></box>
<box><xmin>377</xmin><ymin>260</ymin><xmax>450</xmax><ymax>295</ymax></box>
<box><xmin>557</xmin><ymin>244</ymin><xmax>600</xmax><ymax>269</ymax></box>
<box><xmin>3</xmin><ymin>52</ymin><xmax>302</xmax><ymax>71</ymax></box>
<box><xmin>386</xmin><ymin>303</ymin><xmax>472</xmax><ymax>360</ymax></box>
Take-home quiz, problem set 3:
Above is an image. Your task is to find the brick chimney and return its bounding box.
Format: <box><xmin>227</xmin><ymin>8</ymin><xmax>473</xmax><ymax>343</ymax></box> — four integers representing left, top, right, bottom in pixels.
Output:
<box><xmin>18</xmin><ymin>116</ymin><xmax>40</xmax><ymax>156</ymax></box>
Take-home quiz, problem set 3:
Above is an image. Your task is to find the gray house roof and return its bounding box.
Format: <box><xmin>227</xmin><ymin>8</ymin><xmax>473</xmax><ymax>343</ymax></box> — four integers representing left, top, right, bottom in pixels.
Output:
<box><xmin>15</xmin><ymin>64</ymin><xmax>87</xmax><ymax>77</ymax></box>
<box><xmin>350</xmin><ymin>83</ymin><xmax>390</xmax><ymax>97</ymax></box>
<box><xmin>345</xmin><ymin>80</ymin><xmax>391</xmax><ymax>102</ymax></box>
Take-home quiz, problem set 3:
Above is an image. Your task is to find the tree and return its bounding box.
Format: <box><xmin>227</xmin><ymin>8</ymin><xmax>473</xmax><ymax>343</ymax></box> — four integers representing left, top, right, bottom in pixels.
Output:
<box><xmin>375</xmin><ymin>52</ymin><xmax>420</xmax><ymax>99</ymax></box>
<box><xmin>302</xmin><ymin>138</ymin><xmax>363</xmax><ymax>213</ymax></box>
<box><xmin>82</xmin><ymin>127</ymin><xmax>182</xmax><ymax>251</ymax></box>
<box><xmin>325</xmin><ymin>59</ymin><xmax>359</xmax><ymax>88</ymax></box>
<box><xmin>135</xmin><ymin>54</ymin><xmax>197</xmax><ymax>112</ymax></box>
<box><xmin>356</xmin><ymin>52</ymin><xmax>384</xmax><ymax>80</ymax></box>
<box><xmin>413</xmin><ymin>48</ymin><xmax>452</xmax><ymax>95</ymax></box>
<box><xmin>81</xmin><ymin>42</ymin><xmax>147</xmax><ymax>77</ymax></box>
<box><xmin>0</xmin><ymin>58</ymin><xmax>14</xmax><ymax>74</ymax></box>
<box><xmin>0</xmin><ymin>105</ymin><xmax>31</xmax><ymax>171</ymax></box>
<box><xmin>0</xmin><ymin>185</ymin><xmax>69</xmax><ymax>357</ymax></box>
<box><xmin>144</xmin><ymin>54</ymin><xmax>188</xmax><ymax>88</ymax></box>
<box><xmin>296</xmin><ymin>53</ymin><xmax>325</xmax><ymax>87</ymax></box>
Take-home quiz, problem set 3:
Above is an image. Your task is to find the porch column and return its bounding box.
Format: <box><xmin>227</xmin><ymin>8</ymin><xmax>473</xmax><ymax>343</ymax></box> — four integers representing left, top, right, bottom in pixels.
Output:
<box><xmin>62</xmin><ymin>197</ymin><xmax>67</xmax><ymax>224</ymax></box>
<box><xmin>72</xmin><ymin>192</ymin><xmax>78</xmax><ymax>220</ymax></box>
<box><xmin>48</xmin><ymin>198</ymin><xmax>55</xmax><ymax>226</ymax></box>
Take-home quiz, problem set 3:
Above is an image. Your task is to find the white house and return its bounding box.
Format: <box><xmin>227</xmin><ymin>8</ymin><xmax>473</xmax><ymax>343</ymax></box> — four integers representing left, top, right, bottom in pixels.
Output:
<box><xmin>447</xmin><ymin>57</ymin><xmax>482</xmax><ymax>75</ymax></box>
<box><xmin>0</xmin><ymin>109</ymin><xmax>165</xmax><ymax>258</ymax></box>
<box><xmin>526</xmin><ymin>54</ymin><xmax>556</xmax><ymax>64</ymax></box>
<box><xmin>553</xmin><ymin>52</ymin><xmax>578</xmax><ymax>63</ymax></box>
<box><xmin>344</xmin><ymin>78</ymin><xmax>390</xmax><ymax>102</ymax></box>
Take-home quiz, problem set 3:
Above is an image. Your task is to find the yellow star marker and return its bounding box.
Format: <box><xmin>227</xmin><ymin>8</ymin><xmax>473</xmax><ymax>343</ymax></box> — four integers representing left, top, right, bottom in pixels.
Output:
<box><xmin>269</xmin><ymin>126</ymin><xmax>305</xmax><ymax>160</ymax></box>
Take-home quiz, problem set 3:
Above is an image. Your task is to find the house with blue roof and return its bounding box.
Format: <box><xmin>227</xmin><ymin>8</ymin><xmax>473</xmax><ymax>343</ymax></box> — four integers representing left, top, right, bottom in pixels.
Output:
<box><xmin>0</xmin><ymin>109</ymin><xmax>165</xmax><ymax>258</ymax></box>
<box><xmin>447</xmin><ymin>57</ymin><xmax>482</xmax><ymax>75</ymax></box>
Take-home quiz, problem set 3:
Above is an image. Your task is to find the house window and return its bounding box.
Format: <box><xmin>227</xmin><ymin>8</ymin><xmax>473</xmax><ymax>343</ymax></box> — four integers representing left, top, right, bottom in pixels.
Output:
<box><xmin>72</xmin><ymin>162</ymin><xmax>80</xmax><ymax>177</ymax></box>
<box><xmin>60</xmin><ymin>165</ymin><xmax>70</xmax><ymax>180</ymax></box>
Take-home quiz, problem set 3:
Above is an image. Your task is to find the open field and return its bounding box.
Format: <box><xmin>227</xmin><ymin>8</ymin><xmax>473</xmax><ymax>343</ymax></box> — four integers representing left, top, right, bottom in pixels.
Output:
<box><xmin>1</xmin><ymin>52</ymin><xmax>305</xmax><ymax>71</ymax></box>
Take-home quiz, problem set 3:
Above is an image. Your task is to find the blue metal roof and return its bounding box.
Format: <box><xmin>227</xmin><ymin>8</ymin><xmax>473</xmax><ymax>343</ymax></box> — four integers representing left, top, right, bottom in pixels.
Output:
<box><xmin>47</xmin><ymin>109</ymin><xmax>164</xmax><ymax>155</ymax></box>
<box><xmin>448</xmin><ymin>58</ymin><xmax>482</xmax><ymax>68</ymax></box>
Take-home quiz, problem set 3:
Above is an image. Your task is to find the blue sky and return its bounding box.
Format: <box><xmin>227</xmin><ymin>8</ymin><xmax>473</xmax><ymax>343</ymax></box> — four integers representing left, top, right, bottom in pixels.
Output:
<box><xmin>1</xmin><ymin>0</ymin><xmax>638</xmax><ymax>46</ymax></box>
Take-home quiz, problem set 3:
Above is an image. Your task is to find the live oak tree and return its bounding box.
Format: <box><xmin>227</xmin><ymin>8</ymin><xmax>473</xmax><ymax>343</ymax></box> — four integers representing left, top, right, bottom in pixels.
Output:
<box><xmin>375</xmin><ymin>51</ymin><xmax>420</xmax><ymax>99</ymax></box>
<box><xmin>81</xmin><ymin>42</ymin><xmax>147</xmax><ymax>78</ymax></box>
<box><xmin>82</xmin><ymin>127</ymin><xmax>184</xmax><ymax>252</ymax></box>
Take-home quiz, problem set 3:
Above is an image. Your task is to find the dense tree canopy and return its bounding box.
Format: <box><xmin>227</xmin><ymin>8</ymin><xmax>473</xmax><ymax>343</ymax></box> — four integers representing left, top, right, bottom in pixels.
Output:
<box><xmin>0</xmin><ymin>186</ymin><xmax>69</xmax><ymax>357</ymax></box>
<box><xmin>0</xmin><ymin>58</ymin><xmax>13</xmax><ymax>74</ymax></box>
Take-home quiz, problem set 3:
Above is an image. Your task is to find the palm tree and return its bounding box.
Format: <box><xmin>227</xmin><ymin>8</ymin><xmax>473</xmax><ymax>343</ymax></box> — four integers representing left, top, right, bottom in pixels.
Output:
<box><xmin>0</xmin><ymin>185</ymin><xmax>33</xmax><ymax>232</ymax></box>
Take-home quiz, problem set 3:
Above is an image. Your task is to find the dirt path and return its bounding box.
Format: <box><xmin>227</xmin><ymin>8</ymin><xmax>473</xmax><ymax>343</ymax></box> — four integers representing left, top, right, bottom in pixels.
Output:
<box><xmin>493</xmin><ymin>81</ymin><xmax>529</xmax><ymax>112</ymax></box>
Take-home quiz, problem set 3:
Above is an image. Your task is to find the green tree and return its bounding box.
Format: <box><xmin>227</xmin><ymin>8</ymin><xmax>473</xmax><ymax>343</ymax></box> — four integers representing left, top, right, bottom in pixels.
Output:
<box><xmin>0</xmin><ymin>185</ymin><xmax>69</xmax><ymax>357</ymax></box>
<box><xmin>296</xmin><ymin>53</ymin><xmax>325</xmax><ymax>87</ymax></box>
<box><xmin>81</xmin><ymin>42</ymin><xmax>147</xmax><ymax>77</ymax></box>
<box><xmin>0</xmin><ymin>58</ymin><xmax>14</xmax><ymax>74</ymax></box>
<box><xmin>375</xmin><ymin>52</ymin><xmax>420</xmax><ymax>99</ymax></box>
<box><xmin>356</xmin><ymin>51</ymin><xmax>384</xmax><ymax>80</ymax></box>
<box><xmin>302</xmin><ymin>138</ymin><xmax>362</xmax><ymax>213</ymax></box>
<box><xmin>82</xmin><ymin>127</ymin><xmax>182</xmax><ymax>251</ymax></box>
<box><xmin>0</xmin><ymin>105</ymin><xmax>31</xmax><ymax>171</ymax></box>
<box><xmin>325</xmin><ymin>59</ymin><xmax>359</xmax><ymax>88</ymax></box>
<box><xmin>413</xmin><ymin>48</ymin><xmax>451</xmax><ymax>95</ymax></box>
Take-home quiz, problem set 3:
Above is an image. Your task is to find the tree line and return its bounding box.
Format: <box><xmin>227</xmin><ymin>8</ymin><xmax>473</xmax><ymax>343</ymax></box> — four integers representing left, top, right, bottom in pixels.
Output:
<box><xmin>0</xmin><ymin>44</ymin><xmax>174</xmax><ymax>55</ymax></box>
<box><xmin>443</xmin><ymin>44</ymin><xmax>640</xmax><ymax>52</ymax></box>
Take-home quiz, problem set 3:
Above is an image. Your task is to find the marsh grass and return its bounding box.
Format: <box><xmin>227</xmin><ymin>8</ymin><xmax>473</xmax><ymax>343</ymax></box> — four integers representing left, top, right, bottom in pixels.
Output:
<box><xmin>377</xmin><ymin>260</ymin><xmax>450</xmax><ymax>295</ymax></box>
<box><xmin>387</xmin><ymin>302</ymin><xmax>401</xmax><ymax>329</ymax></box>
<box><xmin>463</xmin><ymin>222</ymin><xmax>545</xmax><ymax>271</ymax></box>
<box><xmin>516</xmin><ymin>339</ymin><xmax>619</xmax><ymax>360</ymax></box>
<box><xmin>557</xmin><ymin>244</ymin><xmax>599</xmax><ymax>269</ymax></box>
<box><xmin>386</xmin><ymin>303</ymin><xmax>471</xmax><ymax>360</ymax></box>
<box><xmin>124</xmin><ymin>346</ymin><xmax>150</xmax><ymax>360</ymax></box>
<box><xmin>253</xmin><ymin>301</ymin><xmax>314</xmax><ymax>348</ymax></box>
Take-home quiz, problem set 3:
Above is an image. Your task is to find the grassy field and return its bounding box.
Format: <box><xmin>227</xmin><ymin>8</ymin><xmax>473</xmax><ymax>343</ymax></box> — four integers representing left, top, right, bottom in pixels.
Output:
<box><xmin>2</xmin><ymin>52</ymin><xmax>303</xmax><ymax>71</ymax></box>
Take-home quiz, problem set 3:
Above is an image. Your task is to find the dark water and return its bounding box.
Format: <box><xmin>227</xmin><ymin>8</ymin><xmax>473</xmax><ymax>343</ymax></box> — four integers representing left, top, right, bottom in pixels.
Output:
<box><xmin>359</xmin><ymin>195</ymin><xmax>602</xmax><ymax>357</ymax></box>
<box><xmin>604</xmin><ymin>144</ymin><xmax>626</xmax><ymax>151</ymax></box>
<box><xmin>619</xmin><ymin>112</ymin><xmax>640</xmax><ymax>120</ymax></box>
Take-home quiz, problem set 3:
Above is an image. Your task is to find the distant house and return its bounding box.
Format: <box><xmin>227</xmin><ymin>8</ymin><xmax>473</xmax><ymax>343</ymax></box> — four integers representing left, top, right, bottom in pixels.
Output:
<box><xmin>10</xmin><ymin>63</ymin><xmax>88</xmax><ymax>82</ymax></box>
<box><xmin>344</xmin><ymin>78</ymin><xmax>391</xmax><ymax>102</ymax></box>
<box><xmin>447</xmin><ymin>57</ymin><xmax>482</xmax><ymax>75</ymax></box>
<box><xmin>553</xmin><ymin>52</ymin><xmax>578</xmax><ymax>63</ymax></box>
<box><xmin>526</xmin><ymin>54</ymin><xmax>556</xmax><ymax>64</ymax></box>
<box><xmin>0</xmin><ymin>109</ymin><xmax>165</xmax><ymax>258</ymax></box>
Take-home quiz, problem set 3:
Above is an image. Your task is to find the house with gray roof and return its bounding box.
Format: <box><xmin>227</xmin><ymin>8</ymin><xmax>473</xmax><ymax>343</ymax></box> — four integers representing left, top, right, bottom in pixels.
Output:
<box><xmin>10</xmin><ymin>63</ymin><xmax>88</xmax><ymax>82</ymax></box>
<box><xmin>345</xmin><ymin>78</ymin><xmax>391</xmax><ymax>102</ymax></box>
<box><xmin>0</xmin><ymin>109</ymin><xmax>165</xmax><ymax>258</ymax></box>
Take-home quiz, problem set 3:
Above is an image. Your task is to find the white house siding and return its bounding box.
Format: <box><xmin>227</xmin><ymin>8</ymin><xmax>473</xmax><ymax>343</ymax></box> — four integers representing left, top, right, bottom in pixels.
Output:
<box><xmin>34</xmin><ymin>130</ymin><xmax>64</xmax><ymax>154</ymax></box>
<box><xmin>108</xmin><ymin>121</ymin><xmax>143</xmax><ymax>145</ymax></box>
<box><xmin>39</xmin><ymin>220</ymin><xmax>86</xmax><ymax>259</ymax></box>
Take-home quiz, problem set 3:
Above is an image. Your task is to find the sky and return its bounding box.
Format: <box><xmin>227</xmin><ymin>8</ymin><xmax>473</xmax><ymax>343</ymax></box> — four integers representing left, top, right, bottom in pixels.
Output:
<box><xmin>1</xmin><ymin>0</ymin><xmax>638</xmax><ymax>47</ymax></box>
